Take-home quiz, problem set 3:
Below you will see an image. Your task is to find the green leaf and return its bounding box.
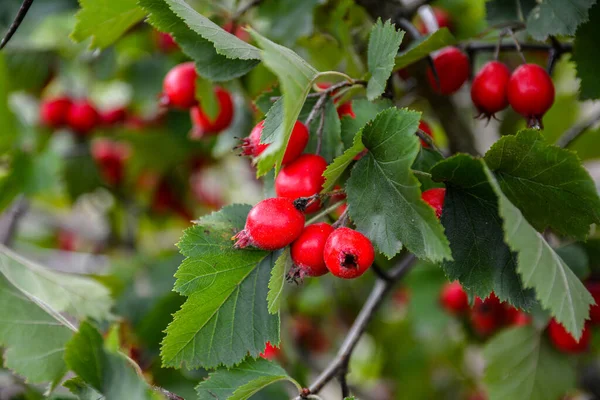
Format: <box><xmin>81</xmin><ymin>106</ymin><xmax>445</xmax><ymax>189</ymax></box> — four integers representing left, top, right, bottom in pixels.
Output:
<box><xmin>64</xmin><ymin>322</ymin><xmax>104</xmax><ymax>391</ymax></box>
<box><xmin>412</xmin><ymin>147</ymin><xmax>444</xmax><ymax>191</ymax></box>
<box><xmin>162</xmin><ymin>205</ymin><xmax>279</xmax><ymax>369</ymax></box>
<box><xmin>366</xmin><ymin>19</ymin><xmax>404</xmax><ymax>100</ymax></box>
<box><xmin>267</xmin><ymin>249</ymin><xmax>290</xmax><ymax>315</ymax></box>
<box><xmin>196</xmin><ymin>76</ymin><xmax>219</xmax><ymax>121</ymax></box>
<box><xmin>64</xmin><ymin>151</ymin><xmax>103</xmax><ymax>200</ymax></box>
<box><xmin>431</xmin><ymin>155</ymin><xmax>535</xmax><ymax>309</ymax></box>
<box><xmin>393</xmin><ymin>28</ymin><xmax>456</xmax><ymax>71</ymax></box>
<box><xmin>258</xmin><ymin>0</ymin><xmax>320</xmax><ymax>47</ymax></box>
<box><xmin>0</xmin><ymin>245</ymin><xmax>113</xmax><ymax>321</ymax></box>
<box><xmin>0</xmin><ymin>53</ymin><xmax>16</xmax><ymax>154</ymax></box>
<box><xmin>103</xmin><ymin>352</ymin><xmax>152</xmax><ymax>400</ymax></box>
<box><xmin>249</xmin><ymin>28</ymin><xmax>319</xmax><ymax>176</ymax></box>
<box><xmin>196</xmin><ymin>357</ymin><xmax>299</xmax><ymax>400</ymax></box>
<box><xmin>63</xmin><ymin>377</ymin><xmax>104</xmax><ymax>400</ymax></box>
<box><xmin>527</xmin><ymin>0</ymin><xmax>596</xmax><ymax>41</ymax></box>
<box><xmin>346</xmin><ymin>108</ymin><xmax>451</xmax><ymax>261</ymax></box>
<box><xmin>483</xmin><ymin>326</ymin><xmax>576</xmax><ymax>400</ymax></box>
<box><xmin>340</xmin><ymin>99</ymin><xmax>392</xmax><ymax>149</ymax></box>
<box><xmin>556</xmin><ymin>244</ymin><xmax>590</xmax><ymax>280</ymax></box>
<box><xmin>322</xmin><ymin>129</ymin><xmax>364</xmax><ymax>193</ymax></box>
<box><xmin>305</xmin><ymin>99</ymin><xmax>344</xmax><ymax>163</ymax></box>
<box><xmin>0</xmin><ymin>274</ymin><xmax>73</xmax><ymax>385</ymax></box>
<box><xmin>573</xmin><ymin>3</ymin><xmax>600</xmax><ymax>100</ymax></box>
<box><xmin>139</xmin><ymin>0</ymin><xmax>260</xmax><ymax>81</ymax></box>
<box><xmin>484</xmin><ymin>166</ymin><xmax>594</xmax><ymax>338</ymax></box>
<box><xmin>71</xmin><ymin>0</ymin><xmax>146</xmax><ymax>49</ymax></box>
<box><xmin>484</xmin><ymin>130</ymin><xmax>600</xmax><ymax>240</ymax></box>
<box><xmin>485</xmin><ymin>0</ymin><xmax>537</xmax><ymax>24</ymax></box>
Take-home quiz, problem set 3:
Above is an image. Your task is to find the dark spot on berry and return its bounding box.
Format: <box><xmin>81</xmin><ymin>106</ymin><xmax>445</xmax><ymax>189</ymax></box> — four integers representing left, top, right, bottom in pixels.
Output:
<box><xmin>341</xmin><ymin>252</ymin><xmax>358</xmax><ymax>269</ymax></box>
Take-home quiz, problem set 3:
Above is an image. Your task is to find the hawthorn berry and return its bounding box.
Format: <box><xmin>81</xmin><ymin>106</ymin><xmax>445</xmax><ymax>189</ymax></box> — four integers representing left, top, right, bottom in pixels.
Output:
<box><xmin>161</xmin><ymin>62</ymin><xmax>197</xmax><ymax>109</ymax></box>
<box><xmin>233</xmin><ymin>197</ymin><xmax>305</xmax><ymax>250</ymax></box>
<box><xmin>440</xmin><ymin>281</ymin><xmax>469</xmax><ymax>315</ymax></box>
<box><xmin>337</xmin><ymin>102</ymin><xmax>355</xmax><ymax>118</ymax></box>
<box><xmin>240</xmin><ymin>120</ymin><xmax>309</xmax><ymax>165</ymax></box>
<box><xmin>507</xmin><ymin>64</ymin><xmax>555</xmax><ymax>127</ymax></box>
<box><xmin>275</xmin><ymin>154</ymin><xmax>328</xmax><ymax>213</ymax></box>
<box><xmin>100</xmin><ymin>107</ymin><xmax>127</xmax><ymax>126</ymax></box>
<box><xmin>586</xmin><ymin>282</ymin><xmax>600</xmax><ymax>324</ymax></box>
<box><xmin>422</xmin><ymin>188</ymin><xmax>446</xmax><ymax>219</ymax></box>
<box><xmin>290</xmin><ymin>223</ymin><xmax>335</xmax><ymax>277</ymax></box>
<box><xmin>189</xmin><ymin>87</ymin><xmax>234</xmax><ymax>138</ymax></box>
<box><xmin>470</xmin><ymin>61</ymin><xmax>511</xmax><ymax>118</ymax></box>
<box><xmin>40</xmin><ymin>96</ymin><xmax>72</xmax><ymax>128</ymax></box>
<box><xmin>427</xmin><ymin>47</ymin><xmax>470</xmax><ymax>95</ymax></box>
<box><xmin>418</xmin><ymin>120</ymin><xmax>434</xmax><ymax>147</ymax></box>
<box><xmin>259</xmin><ymin>341</ymin><xmax>280</xmax><ymax>359</ymax></box>
<box><xmin>470</xmin><ymin>294</ymin><xmax>504</xmax><ymax>336</ymax></box>
<box><xmin>154</xmin><ymin>31</ymin><xmax>178</xmax><ymax>53</ymax></box>
<box><xmin>548</xmin><ymin>318</ymin><xmax>590</xmax><ymax>353</ymax></box>
<box><xmin>66</xmin><ymin>100</ymin><xmax>100</xmax><ymax>135</ymax></box>
<box><xmin>292</xmin><ymin>316</ymin><xmax>329</xmax><ymax>353</ymax></box>
<box><xmin>323</xmin><ymin>227</ymin><xmax>375</xmax><ymax>279</ymax></box>
<box><xmin>222</xmin><ymin>21</ymin><xmax>251</xmax><ymax>42</ymax></box>
<box><xmin>91</xmin><ymin>139</ymin><xmax>130</xmax><ymax>186</ymax></box>
<box><xmin>415</xmin><ymin>6</ymin><xmax>452</xmax><ymax>34</ymax></box>
<box><xmin>503</xmin><ymin>306</ymin><xmax>531</xmax><ymax>327</ymax></box>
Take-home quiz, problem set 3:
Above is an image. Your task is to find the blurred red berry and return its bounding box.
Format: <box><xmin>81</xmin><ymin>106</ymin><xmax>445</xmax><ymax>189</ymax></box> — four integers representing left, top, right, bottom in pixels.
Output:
<box><xmin>418</xmin><ymin>120</ymin><xmax>434</xmax><ymax>147</ymax></box>
<box><xmin>259</xmin><ymin>341</ymin><xmax>280</xmax><ymax>359</ymax></box>
<box><xmin>100</xmin><ymin>107</ymin><xmax>127</xmax><ymax>126</ymax></box>
<box><xmin>161</xmin><ymin>62</ymin><xmax>197</xmax><ymax>109</ymax></box>
<box><xmin>275</xmin><ymin>154</ymin><xmax>328</xmax><ymax>213</ymax></box>
<box><xmin>427</xmin><ymin>47</ymin><xmax>470</xmax><ymax>95</ymax></box>
<box><xmin>189</xmin><ymin>87</ymin><xmax>234</xmax><ymax>138</ymax></box>
<box><xmin>40</xmin><ymin>96</ymin><xmax>72</xmax><ymax>128</ymax></box>
<box><xmin>337</xmin><ymin>102</ymin><xmax>355</xmax><ymax>118</ymax></box>
<box><xmin>440</xmin><ymin>281</ymin><xmax>469</xmax><ymax>315</ymax></box>
<box><xmin>422</xmin><ymin>188</ymin><xmax>446</xmax><ymax>219</ymax></box>
<box><xmin>548</xmin><ymin>318</ymin><xmax>590</xmax><ymax>353</ymax></box>
<box><xmin>414</xmin><ymin>6</ymin><xmax>452</xmax><ymax>34</ymax></box>
<box><xmin>154</xmin><ymin>31</ymin><xmax>178</xmax><ymax>53</ymax></box>
<box><xmin>66</xmin><ymin>100</ymin><xmax>100</xmax><ymax>135</ymax></box>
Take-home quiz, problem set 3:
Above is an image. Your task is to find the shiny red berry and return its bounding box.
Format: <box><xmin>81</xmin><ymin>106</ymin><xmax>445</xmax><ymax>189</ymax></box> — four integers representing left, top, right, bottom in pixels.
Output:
<box><xmin>324</xmin><ymin>227</ymin><xmax>375</xmax><ymax>279</ymax></box>
<box><xmin>418</xmin><ymin>120</ymin><xmax>434</xmax><ymax>147</ymax></box>
<box><xmin>586</xmin><ymin>282</ymin><xmax>600</xmax><ymax>324</ymax></box>
<box><xmin>471</xmin><ymin>61</ymin><xmax>511</xmax><ymax>118</ymax></box>
<box><xmin>40</xmin><ymin>96</ymin><xmax>72</xmax><ymax>128</ymax></box>
<box><xmin>548</xmin><ymin>318</ymin><xmax>590</xmax><ymax>353</ymax></box>
<box><xmin>440</xmin><ymin>281</ymin><xmax>468</xmax><ymax>315</ymax></box>
<box><xmin>259</xmin><ymin>341</ymin><xmax>280</xmax><ymax>359</ymax></box>
<box><xmin>337</xmin><ymin>102</ymin><xmax>355</xmax><ymax>118</ymax></box>
<box><xmin>91</xmin><ymin>139</ymin><xmax>130</xmax><ymax>186</ymax></box>
<box><xmin>233</xmin><ymin>198</ymin><xmax>305</xmax><ymax>251</ymax></box>
<box><xmin>470</xmin><ymin>293</ymin><xmax>504</xmax><ymax>336</ymax></box>
<box><xmin>189</xmin><ymin>87</ymin><xmax>234</xmax><ymax>138</ymax></box>
<box><xmin>427</xmin><ymin>47</ymin><xmax>470</xmax><ymax>95</ymax></box>
<box><xmin>415</xmin><ymin>6</ymin><xmax>452</xmax><ymax>34</ymax></box>
<box><xmin>100</xmin><ymin>107</ymin><xmax>127</xmax><ymax>126</ymax></box>
<box><xmin>422</xmin><ymin>188</ymin><xmax>445</xmax><ymax>219</ymax></box>
<box><xmin>275</xmin><ymin>154</ymin><xmax>328</xmax><ymax>213</ymax></box>
<box><xmin>507</xmin><ymin>64</ymin><xmax>555</xmax><ymax>127</ymax></box>
<box><xmin>66</xmin><ymin>100</ymin><xmax>99</xmax><ymax>135</ymax></box>
<box><xmin>291</xmin><ymin>223</ymin><xmax>335</xmax><ymax>277</ymax></box>
<box><xmin>240</xmin><ymin>120</ymin><xmax>309</xmax><ymax>165</ymax></box>
<box><xmin>161</xmin><ymin>62</ymin><xmax>197</xmax><ymax>109</ymax></box>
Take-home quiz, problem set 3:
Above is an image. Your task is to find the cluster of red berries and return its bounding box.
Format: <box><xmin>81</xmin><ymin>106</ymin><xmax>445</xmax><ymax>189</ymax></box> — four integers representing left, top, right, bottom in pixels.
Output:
<box><xmin>160</xmin><ymin>62</ymin><xmax>234</xmax><ymax>138</ymax></box>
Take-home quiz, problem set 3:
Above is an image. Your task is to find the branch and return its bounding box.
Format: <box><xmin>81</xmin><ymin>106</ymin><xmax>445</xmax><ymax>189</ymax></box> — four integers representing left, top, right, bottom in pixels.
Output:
<box><xmin>297</xmin><ymin>254</ymin><xmax>417</xmax><ymax>398</ymax></box>
<box><xmin>0</xmin><ymin>0</ymin><xmax>35</xmax><ymax>50</ymax></box>
<box><xmin>556</xmin><ymin>111</ymin><xmax>600</xmax><ymax>148</ymax></box>
<box><xmin>0</xmin><ymin>197</ymin><xmax>28</xmax><ymax>246</ymax></box>
<box><xmin>416</xmin><ymin>129</ymin><xmax>444</xmax><ymax>157</ymax></box>
<box><xmin>152</xmin><ymin>385</ymin><xmax>184</xmax><ymax>400</ymax></box>
<box><xmin>463</xmin><ymin>40</ymin><xmax>573</xmax><ymax>55</ymax></box>
<box><xmin>232</xmin><ymin>0</ymin><xmax>264</xmax><ymax>22</ymax></box>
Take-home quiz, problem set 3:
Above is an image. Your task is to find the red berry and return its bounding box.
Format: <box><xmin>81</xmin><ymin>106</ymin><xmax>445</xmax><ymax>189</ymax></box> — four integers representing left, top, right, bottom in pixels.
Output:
<box><xmin>422</xmin><ymin>188</ymin><xmax>446</xmax><ymax>219</ymax></box>
<box><xmin>233</xmin><ymin>198</ymin><xmax>305</xmax><ymax>251</ymax></box>
<box><xmin>291</xmin><ymin>223</ymin><xmax>335</xmax><ymax>277</ymax></box>
<box><xmin>240</xmin><ymin>120</ymin><xmax>309</xmax><ymax>165</ymax></box>
<box><xmin>189</xmin><ymin>87</ymin><xmax>234</xmax><ymax>138</ymax></box>
<box><xmin>259</xmin><ymin>341</ymin><xmax>280</xmax><ymax>359</ymax></box>
<box><xmin>154</xmin><ymin>31</ymin><xmax>178</xmax><ymax>53</ymax></box>
<box><xmin>91</xmin><ymin>139</ymin><xmax>130</xmax><ymax>186</ymax></box>
<box><xmin>440</xmin><ymin>281</ymin><xmax>468</xmax><ymax>315</ymax></box>
<box><xmin>275</xmin><ymin>154</ymin><xmax>328</xmax><ymax>213</ymax></box>
<box><xmin>57</xmin><ymin>230</ymin><xmax>77</xmax><ymax>252</ymax></box>
<box><xmin>222</xmin><ymin>21</ymin><xmax>251</xmax><ymax>42</ymax></box>
<box><xmin>507</xmin><ymin>64</ymin><xmax>555</xmax><ymax>126</ymax></box>
<box><xmin>503</xmin><ymin>306</ymin><xmax>531</xmax><ymax>327</ymax></box>
<box><xmin>548</xmin><ymin>318</ymin><xmax>590</xmax><ymax>353</ymax></box>
<box><xmin>337</xmin><ymin>102</ymin><xmax>355</xmax><ymax>118</ymax></box>
<box><xmin>323</xmin><ymin>227</ymin><xmax>375</xmax><ymax>279</ymax></box>
<box><xmin>418</xmin><ymin>120</ymin><xmax>434</xmax><ymax>147</ymax></box>
<box><xmin>292</xmin><ymin>316</ymin><xmax>329</xmax><ymax>353</ymax></box>
<box><xmin>161</xmin><ymin>62</ymin><xmax>197</xmax><ymax>109</ymax></box>
<box><xmin>40</xmin><ymin>96</ymin><xmax>72</xmax><ymax>128</ymax></box>
<box><xmin>471</xmin><ymin>61</ymin><xmax>511</xmax><ymax>118</ymax></box>
<box><xmin>427</xmin><ymin>47</ymin><xmax>470</xmax><ymax>95</ymax></box>
<box><xmin>586</xmin><ymin>282</ymin><xmax>600</xmax><ymax>324</ymax></box>
<box><xmin>66</xmin><ymin>100</ymin><xmax>99</xmax><ymax>135</ymax></box>
<box><xmin>152</xmin><ymin>179</ymin><xmax>193</xmax><ymax>221</ymax></box>
<box><xmin>415</xmin><ymin>6</ymin><xmax>452</xmax><ymax>34</ymax></box>
<box><xmin>470</xmin><ymin>294</ymin><xmax>503</xmax><ymax>336</ymax></box>
<box><xmin>100</xmin><ymin>107</ymin><xmax>127</xmax><ymax>126</ymax></box>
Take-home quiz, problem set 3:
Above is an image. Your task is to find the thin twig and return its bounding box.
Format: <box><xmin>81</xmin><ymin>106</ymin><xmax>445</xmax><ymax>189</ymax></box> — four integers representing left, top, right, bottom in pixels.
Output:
<box><xmin>416</xmin><ymin>129</ymin><xmax>444</xmax><ymax>157</ymax></box>
<box><xmin>547</xmin><ymin>36</ymin><xmax>566</xmax><ymax>75</ymax></box>
<box><xmin>0</xmin><ymin>0</ymin><xmax>34</xmax><ymax>50</ymax></box>
<box><xmin>297</xmin><ymin>254</ymin><xmax>417</xmax><ymax>398</ymax></box>
<box><xmin>338</xmin><ymin>363</ymin><xmax>350</xmax><ymax>398</ymax></box>
<box><xmin>556</xmin><ymin>111</ymin><xmax>600</xmax><ymax>148</ymax></box>
<box><xmin>394</xmin><ymin>17</ymin><xmax>440</xmax><ymax>87</ymax></box>
<box><xmin>306</xmin><ymin>200</ymin><xmax>345</xmax><ymax>225</ymax></box>
<box><xmin>332</xmin><ymin>207</ymin><xmax>349</xmax><ymax>228</ymax></box>
<box><xmin>232</xmin><ymin>0</ymin><xmax>263</xmax><ymax>21</ymax></box>
<box><xmin>315</xmin><ymin>109</ymin><xmax>326</xmax><ymax>156</ymax></box>
<box><xmin>370</xmin><ymin>264</ymin><xmax>392</xmax><ymax>282</ymax></box>
<box><xmin>0</xmin><ymin>197</ymin><xmax>28</xmax><ymax>246</ymax></box>
<box><xmin>152</xmin><ymin>385</ymin><xmax>185</xmax><ymax>400</ymax></box>
<box><xmin>507</xmin><ymin>28</ymin><xmax>526</xmax><ymax>63</ymax></box>
<box><xmin>463</xmin><ymin>41</ymin><xmax>573</xmax><ymax>54</ymax></box>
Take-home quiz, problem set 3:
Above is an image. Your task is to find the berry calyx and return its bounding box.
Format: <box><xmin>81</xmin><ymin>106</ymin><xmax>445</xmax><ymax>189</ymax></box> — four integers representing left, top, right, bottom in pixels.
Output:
<box><xmin>323</xmin><ymin>227</ymin><xmax>375</xmax><ymax>279</ymax></box>
<box><xmin>337</xmin><ymin>102</ymin><xmax>355</xmax><ymax>118</ymax></box>
<box><xmin>586</xmin><ymin>282</ymin><xmax>600</xmax><ymax>324</ymax></box>
<box><xmin>427</xmin><ymin>47</ymin><xmax>470</xmax><ymax>95</ymax></box>
<box><xmin>290</xmin><ymin>223</ymin><xmax>335</xmax><ymax>278</ymax></box>
<box><xmin>100</xmin><ymin>107</ymin><xmax>127</xmax><ymax>126</ymax></box>
<box><xmin>40</xmin><ymin>96</ymin><xmax>72</xmax><ymax>128</ymax></box>
<box><xmin>548</xmin><ymin>318</ymin><xmax>590</xmax><ymax>353</ymax></box>
<box><xmin>507</xmin><ymin>63</ymin><xmax>555</xmax><ymax>128</ymax></box>
<box><xmin>422</xmin><ymin>188</ymin><xmax>446</xmax><ymax>219</ymax></box>
<box><xmin>161</xmin><ymin>62</ymin><xmax>197</xmax><ymax>109</ymax></box>
<box><xmin>240</xmin><ymin>120</ymin><xmax>309</xmax><ymax>165</ymax></box>
<box><xmin>189</xmin><ymin>87</ymin><xmax>234</xmax><ymax>138</ymax></box>
<box><xmin>91</xmin><ymin>139</ymin><xmax>130</xmax><ymax>186</ymax></box>
<box><xmin>233</xmin><ymin>197</ymin><xmax>305</xmax><ymax>250</ymax></box>
<box><xmin>275</xmin><ymin>154</ymin><xmax>328</xmax><ymax>213</ymax></box>
<box><xmin>440</xmin><ymin>281</ymin><xmax>469</xmax><ymax>315</ymax></box>
<box><xmin>259</xmin><ymin>342</ymin><xmax>280</xmax><ymax>359</ymax></box>
<box><xmin>414</xmin><ymin>6</ymin><xmax>452</xmax><ymax>34</ymax></box>
<box><xmin>66</xmin><ymin>100</ymin><xmax>100</xmax><ymax>135</ymax></box>
<box><xmin>471</xmin><ymin>61</ymin><xmax>511</xmax><ymax>118</ymax></box>
<box><xmin>418</xmin><ymin>120</ymin><xmax>434</xmax><ymax>147</ymax></box>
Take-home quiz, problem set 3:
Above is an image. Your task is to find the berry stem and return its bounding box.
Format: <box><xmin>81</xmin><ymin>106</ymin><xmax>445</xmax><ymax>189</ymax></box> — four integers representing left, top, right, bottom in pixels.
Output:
<box><xmin>416</xmin><ymin>128</ymin><xmax>445</xmax><ymax>157</ymax></box>
<box><xmin>332</xmin><ymin>207</ymin><xmax>350</xmax><ymax>228</ymax></box>
<box><xmin>556</xmin><ymin>110</ymin><xmax>600</xmax><ymax>148</ymax></box>
<box><xmin>305</xmin><ymin>200</ymin><xmax>346</xmax><ymax>224</ymax></box>
<box><xmin>0</xmin><ymin>0</ymin><xmax>34</xmax><ymax>50</ymax></box>
<box><xmin>506</xmin><ymin>28</ymin><xmax>527</xmax><ymax>63</ymax></box>
<box><xmin>315</xmin><ymin>109</ymin><xmax>326</xmax><ymax>156</ymax></box>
